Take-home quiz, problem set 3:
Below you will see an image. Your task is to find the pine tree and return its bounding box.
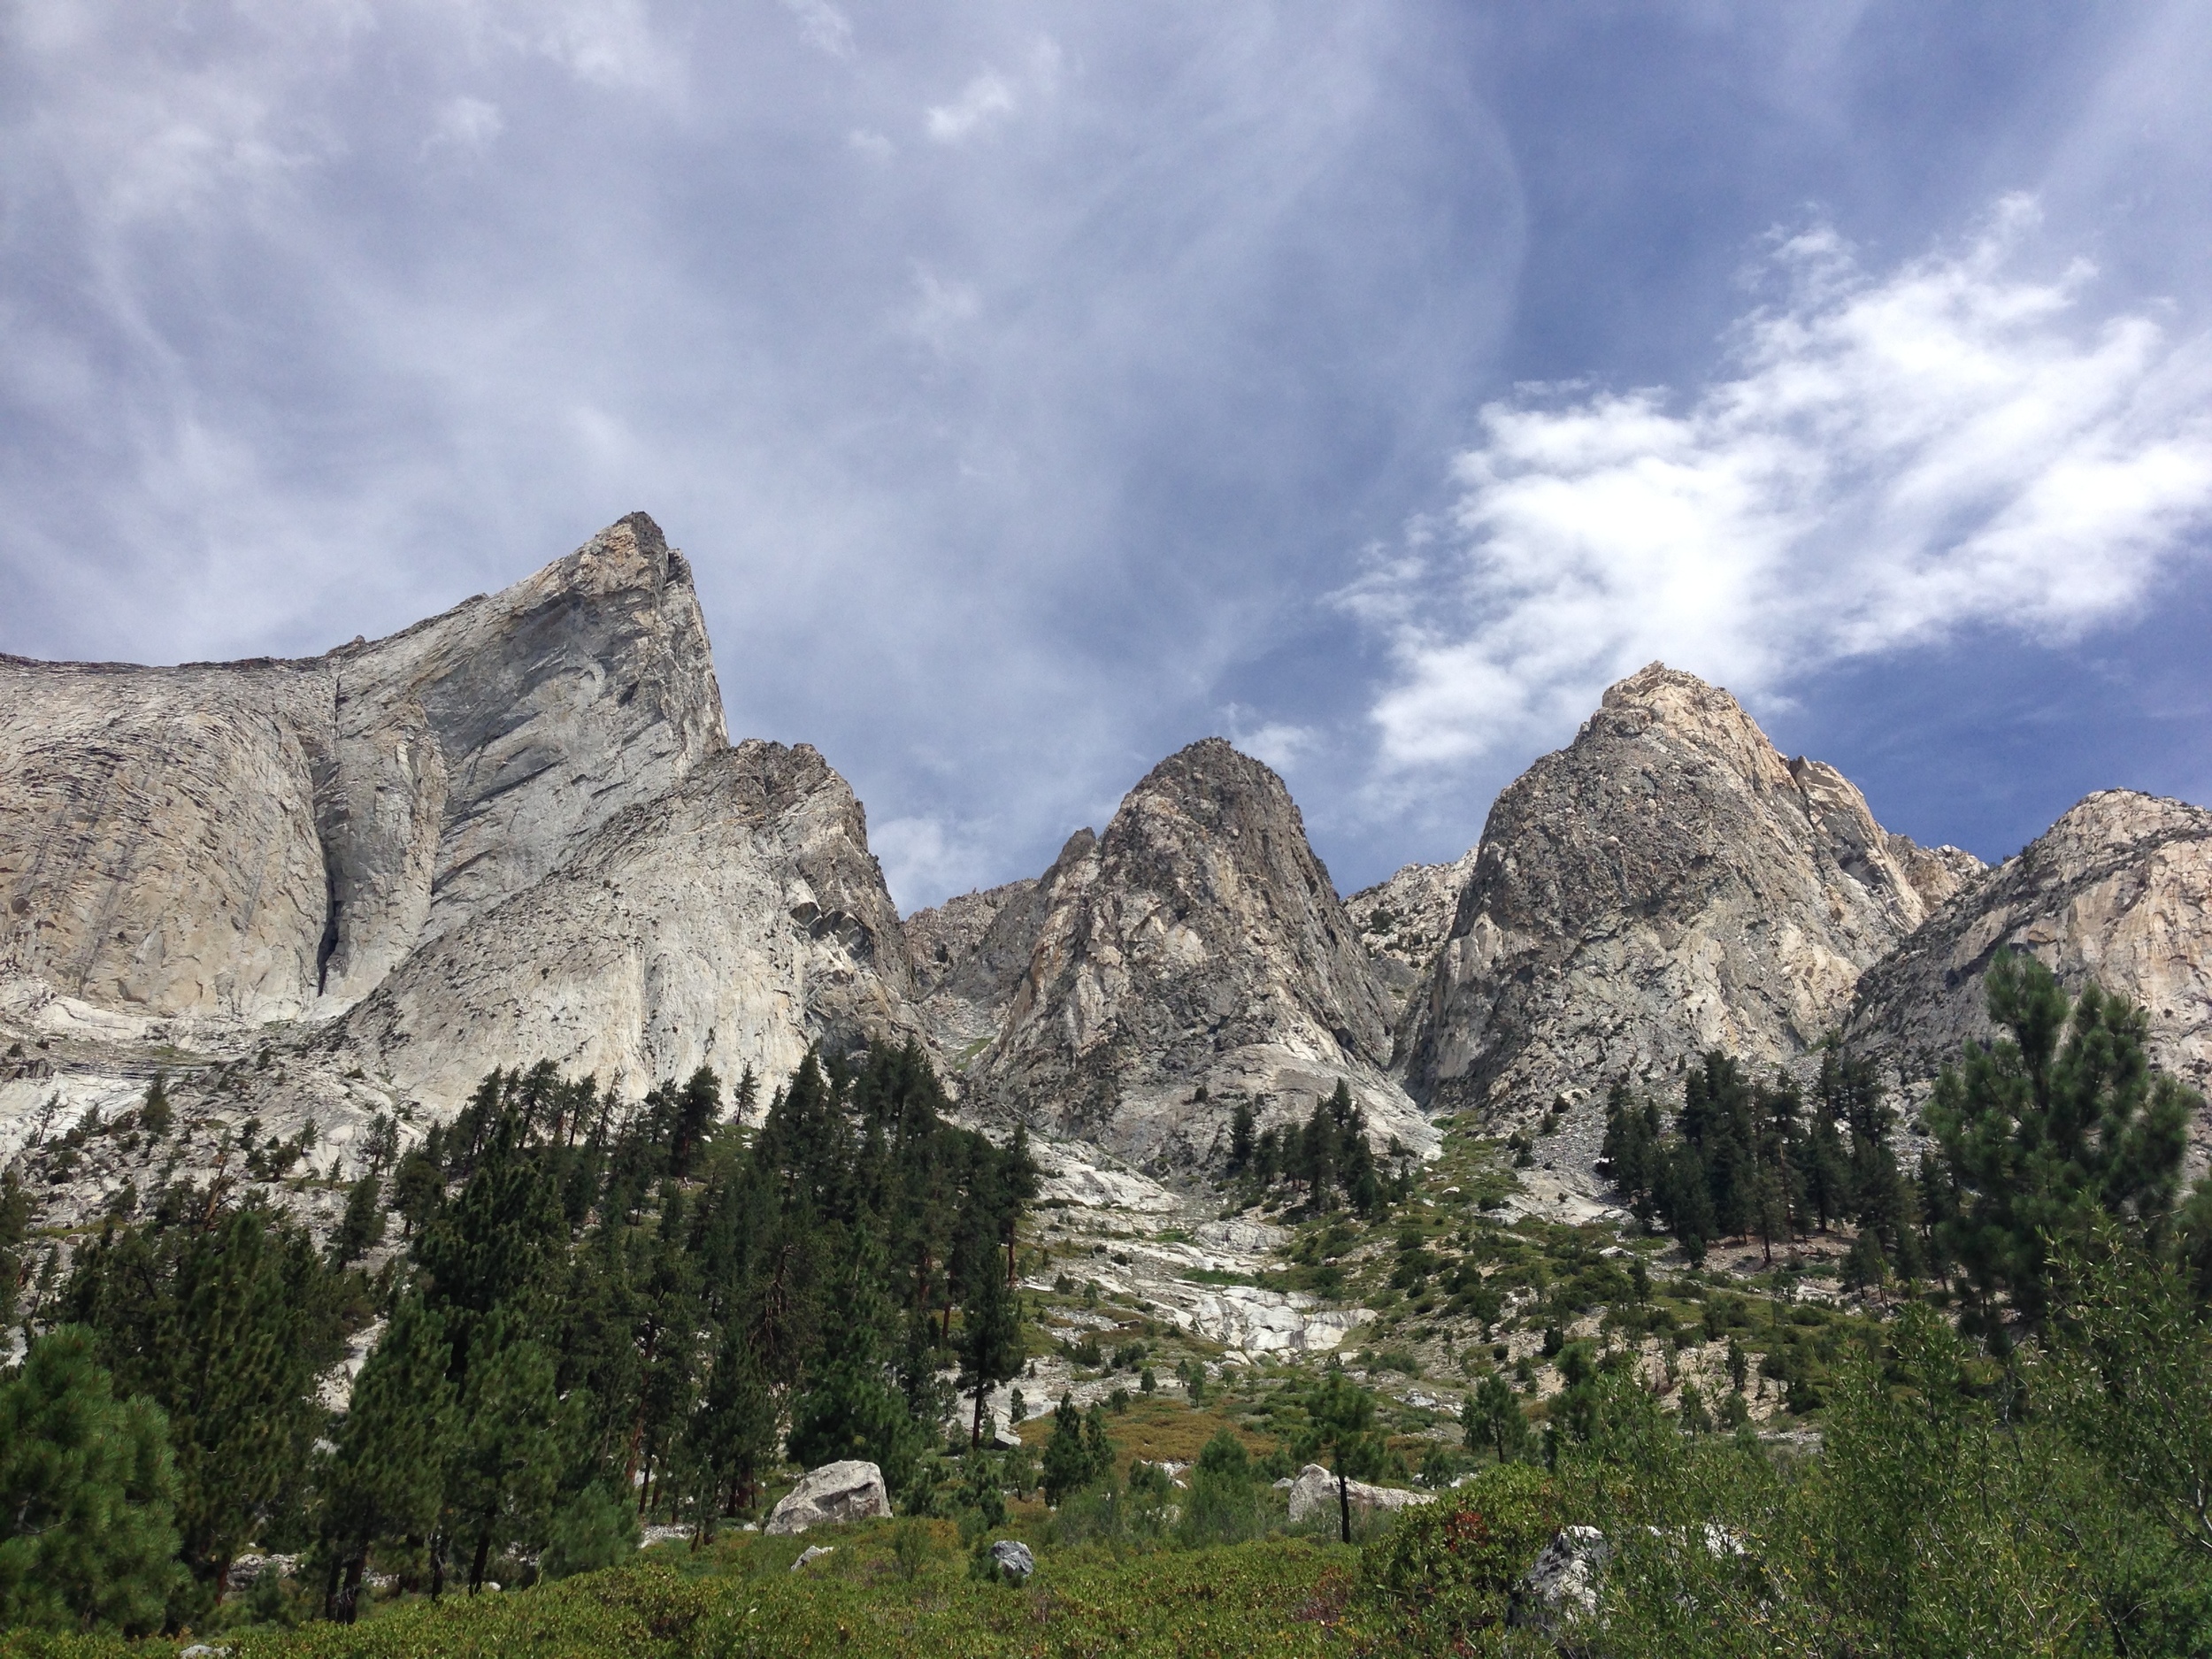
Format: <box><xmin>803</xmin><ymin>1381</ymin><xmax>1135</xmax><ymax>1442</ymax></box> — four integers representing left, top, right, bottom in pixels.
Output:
<box><xmin>1228</xmin><ymin>1100</ymin><xmax>1256</xmax><ymax>1173</ymax></box>
<box><xmin>958</xmin><ymin>1248</ymin><xmax>1024</xmax><ymax>1448</ymax></box>
<box><xmin>1302</xmin><ymin>1370</ymin><xmax>1381</xmax><ymax>1544</ymax></box>
<box><xmin>1928</xmin><ymin>951</ymin><xmax>2196</xmax><ymax>1328</ymax></box>
<box><xmin>328</xmin><ymin>1171</ymin><xmax>387</xmax><ymax>1267</ymax></box>
<box><xmin>0</xmin><ymin>1327</ymin><xmax>180</xmax><ymax>1633</ymax></box>
<box><xmin>320</xmin><ymin>1294</ymin><xmax>454</xmax><ymax>1621</ymax></box>
<box><xmin>139</xmin><ymin>1074</ymin><xmax>173</xmax><ymax>1139</ymax></box>
<box><xmin>445</xmin><ymin>1312</ymin><xmax>558</xmax><ymax>1594</ymax></box>
<box><xmin>1041</xmin><ymin>1393</ymin><xmax>1096</xmax><ymax>1504</ymax></box>
<box><xmin>1462</xmin><ymin>1371</ymin><xmax>1529</xmax><ymax>1463</ymax></box>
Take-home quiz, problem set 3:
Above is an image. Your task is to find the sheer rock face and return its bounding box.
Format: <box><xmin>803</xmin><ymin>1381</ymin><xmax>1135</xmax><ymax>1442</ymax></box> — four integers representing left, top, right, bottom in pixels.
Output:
<box><xmin>975</xmin><ymin>739</ymin><xmax>1432</xmax><ymax>1171</ymax></box>
<box><xmin>342</xmin><ymin>740</ymin><xmax>921</xmax><ymax>1110</ymax></box>
<box><xmin>317</xmin><ymin>511</ymin><xmax>727</xmax><ymax>1000</ymax></box>
<box><xmin>3</xmin><ymin>514</ymin><xmax>932</xmax><ymax>1135</ymax></box>
<box><xmin>0</xmin><ymin>657</ymin><xmax>339</xmax><ymax>1019</ymax></box>
<box><xmin>902</xmin><ymin>845</ymin><xmax>1082</xmax><ymax>1054</ymax></box>
<box><xmin>0</xmin><ymin>513</ymin><xmax>725</xmax><ymax>1021</ymax></box>
<box><xmin>1401</xmin><ymin>664</ymin><xmax>1979</xmax><ymax>1136</ymax></box>
<box><xmin>1846</xmin><ymin>790</ymin><xmax>2212</xmax><ymax>1102</ymax></box>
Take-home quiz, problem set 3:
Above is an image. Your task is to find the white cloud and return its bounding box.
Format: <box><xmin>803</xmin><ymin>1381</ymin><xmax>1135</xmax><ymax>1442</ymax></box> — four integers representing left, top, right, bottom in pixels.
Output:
<box><xmin>533</xmin><ymin>1</ymin><xmax>681</xmax><ymax>92</ymax></box>
<box><xmin>779</xmin><ymin>0</ymin><xmax>854</xmax><ymax>59</ymax></box>
<box><xmin>1224</xmin><ymin>705</ymin><xmax>1319</xmax><ymax>772</ymax></box>
<box><xmin>907</xmin><ymin>265</ymin><xmax>979</xmax><ymax>351</ymax></box>
<box><xmin>846</xmin><ymin>127</ymin><xmax>894</xmax><ymax>160</ymax></box>
<box><xmin>1348</xmin><ymin>196</ymin><xmax>2212</xmax><ymax>769</ymax></box>
<box><xmin>871</xmin><ymin>816</ymin><xmax>996</xmax><ymax>913</ymax></box>
<box><xmin>926</xmin><ymin>70</ymin><xmax>1017</xmax><ymax>144</ymax></box>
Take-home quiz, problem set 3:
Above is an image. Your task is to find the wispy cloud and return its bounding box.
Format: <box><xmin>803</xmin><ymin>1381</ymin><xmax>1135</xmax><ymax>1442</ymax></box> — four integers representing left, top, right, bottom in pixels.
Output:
<box><xmin>424</xmin><ymin>96</ymin><xmax>503</xmax><ymax>157</ymax></box>
<box><xmin>779</xmin><ymin>0</ymin><xmax>855</xmax><ymax>60</ymax></box>
<box><xmin>926</xmin><ymin>70</ymin><xmax>1018</xmax><ymax>143</ymax></box>
<box><xmin>1347</xmin><ymin>196</ymin><xmax>2212</xmax><ymax>769</ymax></box>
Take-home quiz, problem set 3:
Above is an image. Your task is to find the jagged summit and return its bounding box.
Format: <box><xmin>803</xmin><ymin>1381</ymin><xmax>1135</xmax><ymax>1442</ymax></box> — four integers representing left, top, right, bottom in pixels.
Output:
<box><xmin>1397</xmin><ymin>662</ymin><xmax>1979</xmax><ymax>1158</ymax></box>
<box><xmin>0</xmin><ymin>513</ymin><xmax>937</xmax><ymax>1133</ymax></box>
<box><xmin>0</xmin><ymin>515</ymin><xmax>728</xmax><ymax>1025</ymax></box>
<box><xmin>970</xmin><ymin>736</ymin><xmax>1430</xmax><ymax>1172</ymax></box>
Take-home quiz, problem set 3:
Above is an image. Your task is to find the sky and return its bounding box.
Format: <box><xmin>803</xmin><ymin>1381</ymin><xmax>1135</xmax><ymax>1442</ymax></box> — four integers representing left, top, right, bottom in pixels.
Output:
<box><xmin>4</xmin><ymin>2</ymin><xmax>2210</xmax><ymax>910</ymax></box>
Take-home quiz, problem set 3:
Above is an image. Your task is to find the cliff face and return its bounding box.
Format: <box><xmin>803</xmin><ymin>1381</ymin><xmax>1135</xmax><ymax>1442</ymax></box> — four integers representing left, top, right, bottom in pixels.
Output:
<box><xmin>1400</xmin><ymin>664</ymin><xmax>1979</xmax><ymax>1148</ymax></box>
<box><xmin>341</xmin><ymin>740</ymin><xmax>921</xmax><ymax>1109</ymax></box>
<box><xmin>974</xmin><ymin>739</ymin><xmax>1432</xmax><ymax>1171</ymax></box>
<box><xmin>1847</xmin><ymin>789</ymin><xmax>2212</xmax><ymax>1103</ymax></box>
<box><xmin>1</xmin><ymin>516</ymin><xmax>928</xmax><ymax>1133</ymax></box>
<box><xmin>0</xmin><ymin>513</ymin><xmax>726</xmax><ymax>1022</ymax></box>
<box><xmin>316</xmin><ymin>511</ymin><xmax>727</xmax><ymax>1000</ymax></box>
<box><xmin>0</xmin><ymin>657</ymin><xmax>337</xmax><ymax>1019</ymax></box>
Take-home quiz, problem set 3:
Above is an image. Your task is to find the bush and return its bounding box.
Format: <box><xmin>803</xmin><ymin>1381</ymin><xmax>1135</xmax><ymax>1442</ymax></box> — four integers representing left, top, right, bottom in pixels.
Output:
<box><xmin>541</xmin><ymin>1483</ymin><xmax>641</xmax><ymax>1581</ymax></box>
<box><xmin>1357</xmin><ymin>1463</ymin><xmax>1557</xmax><ymax>1652</ymax></box>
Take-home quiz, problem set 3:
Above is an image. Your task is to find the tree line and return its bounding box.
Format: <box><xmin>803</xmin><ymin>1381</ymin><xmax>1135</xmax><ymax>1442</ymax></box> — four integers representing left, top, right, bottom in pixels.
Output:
<box><xmin>1</xmin><ymin>1040</ymin><xmax>1038</xmax><ymax>1632</ymax></box>
<box><xmin>1601</xmin><ymin>952</ymin><xmax>2204</xmax><ymax>1340</ymax></box>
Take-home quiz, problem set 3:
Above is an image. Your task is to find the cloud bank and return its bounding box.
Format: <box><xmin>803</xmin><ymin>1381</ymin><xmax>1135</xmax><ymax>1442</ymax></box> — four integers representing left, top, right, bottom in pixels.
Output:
<box><xmin>1350</xmin><ymin>197</ymin><xmax>2212</xmax><ymax>770</ymax></box>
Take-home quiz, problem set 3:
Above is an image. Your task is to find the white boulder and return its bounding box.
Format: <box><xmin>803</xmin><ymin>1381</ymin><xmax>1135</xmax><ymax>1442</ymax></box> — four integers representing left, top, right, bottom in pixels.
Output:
<box><xmin>764</xmin><ymin>1460</ymin><xmax>893</xmax><ymax>1536</ymax></box>
<box><xmin>1282</xmin><ymin>1463</ymin><xmax>1434</xmax><ymax>1525</ymax></box>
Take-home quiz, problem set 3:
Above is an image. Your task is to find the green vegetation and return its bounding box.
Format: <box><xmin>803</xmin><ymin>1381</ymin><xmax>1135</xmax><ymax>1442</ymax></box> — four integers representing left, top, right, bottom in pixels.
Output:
<box><xmin>10</xmin><ymin>959</ymin><xmax>2212</xmax><ymax>1651</ymax></box>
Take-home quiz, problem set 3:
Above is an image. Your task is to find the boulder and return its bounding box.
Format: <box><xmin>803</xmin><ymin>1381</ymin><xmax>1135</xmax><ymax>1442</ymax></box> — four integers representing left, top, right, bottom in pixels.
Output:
<box><xmin>1511</xmin><ymin>1525</ymin><xmax>1609</xmax><ymax>1626</ymax></box>
<box><xmin>1282</xmin><ymin>1462</ymin><xmax>1434</xmax><ymax>1525</ymax></box>
<box><xmin>790</xmin><ymin>1545</ymin><xmax>835</xmax><ymax>1571</ymax></box>
<box><xmin>764</xmin><ymin>1460</ymin><xmax>893</xmax><ymax>1536</ymax></box>
<box><xmin>988</xmin><ymin>1540</ymin><xmax>1035</xmax><ymax>1582</ymax></box>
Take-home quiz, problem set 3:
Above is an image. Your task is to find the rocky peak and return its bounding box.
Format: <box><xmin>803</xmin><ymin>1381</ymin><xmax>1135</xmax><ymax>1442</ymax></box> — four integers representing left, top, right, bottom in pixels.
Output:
<box><xmin>1847</xmin><ymin>788</ymin><xmax>2212</xmax><ymax>1108</ymax></box>
<box><xmin>1400</xmin><ymin>664</ymin><xmax>1978</xmax><ymax>1173</ymax></box>
<box><xmin>0</xmin><ymin>513</ymin><xmax>725</xmax><ymax>1024</ymax></box>
<box><xmin>319</xmin><ymin>512</ymin><xmax>726</xmax><ymax>996</ymax></box>
<box><xmin>1348</xmin><ymin>850</ymin><xmax>1480</xmax><ymax>976</ymax></box>
<box><xmin>904</xmin><ymin>829</ymin><xmax>1101</xmax><ymax>1054</ymax></box>
<box><xmin>977</xmin><ymin>738</ymin><xmax>1430</xmax><ymax>1172</ymax></box>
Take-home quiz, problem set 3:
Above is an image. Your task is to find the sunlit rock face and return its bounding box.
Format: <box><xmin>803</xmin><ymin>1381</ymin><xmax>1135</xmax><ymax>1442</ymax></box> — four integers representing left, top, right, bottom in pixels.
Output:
<box><xmin>968</xmin><ymin>738</ymin><xmax>1432</xmax><ymax>1173</ymax></box>
<box><xmin>1</xmin><ymin>515</ymin><xmax>930</xmax><ymax>1130</ymax></box>
<box><xmin>341</xmin><ymin>737</ymin><xmax>925</xmax><ymax>1111</ymax></box>
<box><xmin>1847</xmin><ymin>789</ymin><xmax>2212</xmax><ymax>1106</ymax></box>
<box><xmin>1399</xmin><ymin>664</ymin><xmax>1979</xmax><ymax>1157</ymax></box>
<box><xmin>0</xmin><ymin>513</ymin><xmax>726</xmax><ymax>1023</ymax></box>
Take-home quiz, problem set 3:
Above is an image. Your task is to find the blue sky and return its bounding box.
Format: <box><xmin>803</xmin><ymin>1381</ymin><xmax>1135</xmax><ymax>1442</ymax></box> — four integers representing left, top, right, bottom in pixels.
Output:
<box><xmin>4</xmin><ymin>3</ymin><xmax>2209</xmax><ymax>909</ymax></box>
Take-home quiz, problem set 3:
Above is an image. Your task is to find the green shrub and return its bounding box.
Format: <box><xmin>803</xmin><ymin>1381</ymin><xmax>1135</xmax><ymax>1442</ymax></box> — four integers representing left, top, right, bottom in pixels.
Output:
<box><xmin>1357</xmin><ymin>1463</ymin><xmax>1556</xmax><ymax>1652</ymax></box>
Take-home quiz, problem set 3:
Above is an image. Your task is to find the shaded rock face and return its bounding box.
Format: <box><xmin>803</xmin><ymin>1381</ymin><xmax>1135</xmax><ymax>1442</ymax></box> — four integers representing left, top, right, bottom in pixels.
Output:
<box><xmin>977</xmin><ymin>739</ymin><xmax>1432</xmax><ymax>1171</ymax></box>
<box><xmin>902</xmin><ymin>840</ymin><xmax>1090</xmax><ymax>1054</ymax></box>
<box><xmin>0</xmin><ymin>657</ymin><xmax>339</xmax><ymax>1018</ymax></box>
<box><xmin>0</xmin><ymin>514</ymin><xmax>724</xmax><ymax>1020</ymax></box>
<box><xmin>1847</xmin><ymin>790</ymin><xmax>2212</xmax><ymax>1103</ymax></box>
<box><xmin>1401</xmin><ymin>664</ymin><xmax>1979</xmax><ymax>1139</ymax></box>
<box><xmin>342</xmin><ymin>740</ymin><xmax>921</xmax><ymax>1110</ymax></box>
<box><xmin>317</xmin><ymin>512</ymin><xmax>726</xmax><ymax>1000</ymax></box>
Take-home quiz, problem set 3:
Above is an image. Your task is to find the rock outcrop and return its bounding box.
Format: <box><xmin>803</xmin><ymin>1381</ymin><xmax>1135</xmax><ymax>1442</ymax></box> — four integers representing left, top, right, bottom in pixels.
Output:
<box><xmin>1347</xmin><ymin>849</ymin><xmax>1480</xmax><ymax>1018</ymax></box>
<box><xmin>902</xmin><ymin>839</ymin><xmax>1093</xmax><ymax>1055</ymax></box>
<box><xmin>1280</xmin><ymin>1463</ymin><xmax>1432</xmax><ymax>1525</ymax></box>
<box><xmin>1847</xmin><ymin>789</ymin><xmax>2212</xmax><ymax>1102</ymax></box>
<box><xmin>1400</xmin><ymin>664</ymin><xmax>1979</xmax><ymax>1159</ymax></box>
<box><xmin>975</xmin><ymin>739</ymin><xmax>1432</xmax><ymax>1171</ymax></box>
